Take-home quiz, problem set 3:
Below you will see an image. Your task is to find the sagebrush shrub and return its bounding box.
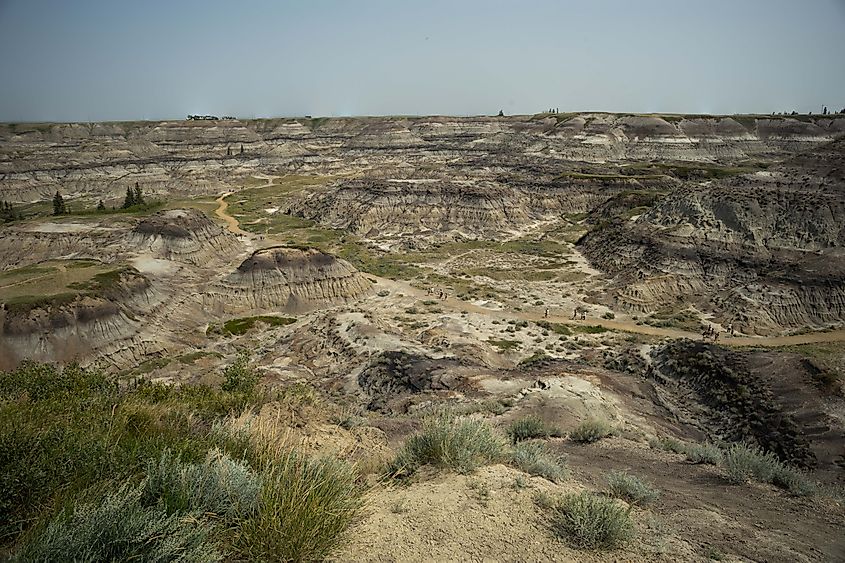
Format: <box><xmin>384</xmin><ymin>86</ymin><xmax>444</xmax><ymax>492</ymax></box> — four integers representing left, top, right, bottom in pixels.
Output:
<box><xmin>569</xmin><ymin>419</ymin><xmax>615</xmax><ymax>443</ymax></box>
<box><xmin>143</xmin><ymin>449</ymin><xmax>261</xmax><ymax>518</ymax></box>
<box><xmin>507</xmin><ymin>415</ymin><xmax>563</xmax><ymax>443</ymax></box>
<box><xmin>606</xmin><ymin>471</ymin><xmax>660</xmax><ymax>505</ymax></box>
<box><xmin>14</xmin><ymin>484</ymin><xmax>220</xmax><ymax>563</ymax></box>
<box><xmin>510</xmin><ymin>441</ymin><xmax>568</xmax><ymax>482</ymax></box>
<box><xmin>723</xmin><ymin>443</ymin><xmax>779</xmax><ymax>484</ymax></box>
<box><xmin>548</xmin><ymin>491</ymin><xmax>634</xmax><ymax>550</ymax></box>
<box><xmin>389</xmin><ymin>414</ymin><xmax>506</xmax><ymax>476</ymax></box>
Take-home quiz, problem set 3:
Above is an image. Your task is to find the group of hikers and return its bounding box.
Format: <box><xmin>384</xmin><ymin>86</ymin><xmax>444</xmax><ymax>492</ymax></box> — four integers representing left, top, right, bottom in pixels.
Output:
<box><xmin>702</xmin><ymin>322</ymin><xmax>737</xmax><ymax>342</ymax></box>
<box><xmin>426</xmin><ymin>287</ymin><xmax>449</xmax><ymax>301</ymax></box>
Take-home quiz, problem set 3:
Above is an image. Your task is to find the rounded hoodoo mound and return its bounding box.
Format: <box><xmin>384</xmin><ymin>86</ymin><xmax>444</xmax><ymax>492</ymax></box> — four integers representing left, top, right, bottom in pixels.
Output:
<box><xmin>210</xmin><ymin>246</ymin><xmax>371</xmax><ymax>313</ymax></box>
<box><xmin>130</xmin><ymin>209</ymin><xmax>240</xmax><ymax>264</ymax></box>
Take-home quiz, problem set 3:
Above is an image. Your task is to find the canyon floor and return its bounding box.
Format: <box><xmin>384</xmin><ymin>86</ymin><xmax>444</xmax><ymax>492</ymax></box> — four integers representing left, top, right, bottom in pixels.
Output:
<box><xmin>1</xmin><ymin>113</ymin><xmax>844</xmax><ymax>561</ymax></box>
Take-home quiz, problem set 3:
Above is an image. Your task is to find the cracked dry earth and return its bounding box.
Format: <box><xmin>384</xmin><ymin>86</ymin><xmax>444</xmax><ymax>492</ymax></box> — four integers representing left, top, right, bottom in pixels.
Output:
<box><xmin>2</xmin><ymin>113</ymin><xmax>845</xmax><ymax>561</ymax></box>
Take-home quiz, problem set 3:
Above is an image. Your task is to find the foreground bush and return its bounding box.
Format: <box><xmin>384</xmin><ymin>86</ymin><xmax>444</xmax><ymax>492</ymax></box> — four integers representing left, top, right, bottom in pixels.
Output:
<box><xmin>14</xmin><ymin>484</ymin><xmax>220</xmax><ymax>563</ymax></box>
<box><xmin>143</xmin><ymin>449</ymin><xmax>261</xmax><ymax>518</ymax></box>
<box><xmin>507</xmin><ymin>415</ymin><xmax>563</xmax><ymax>443</ymax></box>
<box><xmin>510</xmin><ymin>441</ymin><xmax>568</xmax><ymax>482</ymax></box>
<box><xmin>0</xmin><ymin>361</ymin><xmax>256</xmax><ymax>543</ymax></box>
<box><xmin>389</xmin><ymin>415</ymin><xmax>506</xmax><ymax>476</ymax></box>
<box><xmin>569</xmin><ymin>419</ymin><xmax>616</xmax><ymax>443</ymax></box>
<box><xmin>548</xmin><ymin>491</ymin><xmax>634</xmax><ymax>550</ymax></box>
<box><xmin>606</xmin><ymin>471</ymin><xmax>660</xmax><ymax>505</ymax></box>
<box><xmin>235</xmin><ymin>452</ymin><xmax>363</xmax><ymax>562</ymax></box>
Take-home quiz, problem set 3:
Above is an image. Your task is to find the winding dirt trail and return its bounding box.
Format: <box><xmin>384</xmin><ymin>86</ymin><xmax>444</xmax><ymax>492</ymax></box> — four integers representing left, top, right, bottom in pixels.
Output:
<box><xmin>214</xmin><ymin>192</ymin><xmax>248</xmax><ymax>235</ymax></box>
<box><xmin>378</xmin><ymin>277</ymin><xmax>845</xmax><ymax>348</ymax></box>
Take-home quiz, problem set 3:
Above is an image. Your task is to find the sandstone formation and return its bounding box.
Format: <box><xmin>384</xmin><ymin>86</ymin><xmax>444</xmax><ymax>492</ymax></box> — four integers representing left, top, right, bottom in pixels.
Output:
<box><xmin>129</xmin><ymin>208</ymin><xmax>241</xmax><ymax>265</ymax></box>
<box><xmin>206</xmin><ymin>246</ymin><xmax>371</xmax><ymax>314</ymax></box>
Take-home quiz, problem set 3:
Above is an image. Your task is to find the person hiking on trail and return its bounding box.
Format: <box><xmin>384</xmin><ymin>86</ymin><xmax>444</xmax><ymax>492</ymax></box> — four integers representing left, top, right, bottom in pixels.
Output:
<box><xmin>580</xmin><ymin>310</ymin><xmax>586</xmax><ymax>321</ymax></box>
<box><xmin>544</xmin><ymin>308</ymin><xmax>549</xmax><ymax>318</ymax></box>
<box><xmin>714</xmin><ymin>330</ymin><xmax>720</xmax><ymax>342</ymax></box>
<box><xmin>727</xmin><ymin>323</ymin><xmax>733</xmax><ymax>336</ymax></box>
<box><xmin>572</xmin><ymin>307</ymin><xmax>578</xmax><ymax>320</ymax></box>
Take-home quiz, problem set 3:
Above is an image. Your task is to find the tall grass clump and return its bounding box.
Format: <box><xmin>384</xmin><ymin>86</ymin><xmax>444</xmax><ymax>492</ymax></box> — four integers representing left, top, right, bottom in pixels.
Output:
<box><xmin>507</xmin><ymin>415</ymin><xmax>563</xmax><ymax>443</ymax></box>
<box><xmin>235</xmin><ymin>451</ymin><xmax>364</xmax><ymax>562</ymax></box>
<box><xmin>14</xmin><ymin>484</ymin><xmax>221</xmax><ymax>563</ymax></box>
<box><xmin>569</xmin><ymin>419</ymin><xmax>616</xmax><ymax>444</ymax></box>
<box><xmin>547</xmin><ymin>491</ymin><xmax>634</xmax><ymax>550</ymax></box>
<box><xmin>510</xmin><ymin>441</ymin><xmax>568</xmax><ymax>482</ymax></box>
<box><xmin>389</xmin><ymin>414</ymin><xmax>506</xmax><ymax>476</ymax></box>
<box><xmin>684</xmin><ymin>443</ymin><xmax>722</xmax><ymax>465</ymax></box>
<box><xmin>606</xmin><ymin>471</ymin><xmax>660</xmax><ymax>505</ymax></box>
<box><xmin>143</xmin><ymin>449</ymin><xmax>261</xmax><ymax>518</ymax></box>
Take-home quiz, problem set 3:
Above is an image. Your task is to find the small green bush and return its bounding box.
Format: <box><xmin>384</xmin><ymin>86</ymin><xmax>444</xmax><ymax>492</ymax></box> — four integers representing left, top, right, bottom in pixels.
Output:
<box><xmin>143</xmin><ymin>449</ymin><xmax>261</xmax><ymax>518</ymax></box>
<box><xmin>14</xmin><ymin>484</ymin><xmax>220</xmax><ymax>562</ymax></box>
<box><xmin>507</xmin><ymin>415</ymin><xmax>563</xmax><ymax>443</ymax></box>
<box><xmin>235</xmin><ymin>452</ymin><xmax>363</xmax><ymax>562</ymax></box>
<box><xmin>510</xmin><ymin>441</ymin><xmax>568</xmax><ymax>482</ymax></box>
<box><xmin>606</xmin><ymin>471</ymin><xmax>660</xmax><ymax>505</ymax></box>
<box><xmin>389</xmin><ymin>415</ymin><xmax>506</xmax><ymax>476</ymax></box>
<box><xmin>685</xmin><ymin>443</ymin><xmax>722</xmax><ymax>465</ymax></box>
<box><xmin>221</xmin><ymin>352</ymin><xmax>261</xmax><ymax>396</ymax></box>
<box><xmin>569</xmin><ymin>419</ymin><xmax>616</xmax><ymax>444</ymax></box>
<box><xmin>548</xmin><ymin>491</ymin><xmax>634</xmax><ymax>550</ymax></box>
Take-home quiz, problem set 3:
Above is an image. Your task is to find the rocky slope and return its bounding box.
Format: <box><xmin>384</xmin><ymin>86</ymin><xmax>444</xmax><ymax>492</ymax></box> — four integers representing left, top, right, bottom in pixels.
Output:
<box><xmin>579</xmin><ymin>138</ymin><xmax>845</xmax><ymax>334</ymax></box>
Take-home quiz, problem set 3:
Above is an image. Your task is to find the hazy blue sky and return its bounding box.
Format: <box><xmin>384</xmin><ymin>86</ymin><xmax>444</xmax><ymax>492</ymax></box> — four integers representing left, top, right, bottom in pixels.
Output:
<box><xmin>1</xmin><ymin>0</ymin><xmax>843</xmax><ymax>122</ymax></box>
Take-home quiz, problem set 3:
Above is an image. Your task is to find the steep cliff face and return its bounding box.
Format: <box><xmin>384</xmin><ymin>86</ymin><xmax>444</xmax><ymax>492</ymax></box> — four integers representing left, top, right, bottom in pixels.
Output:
<box><xmin>128</xmin><ymin>209</ymin><xmax>241</xmax><ymax>265</ymax></box>
<box><xmin>206</xmin><ymin>246</ymin><xmax>371</xmax><ymax>314</ymax></box>
<box><xmin>3</xmin><ymin>114</ymin><xmax>843</xmax><ymax>202</ymax></box>
<box><xmin>579</xmin><ymin>139</ymin><xmax>845</xmax><ymax>334</ymax></box>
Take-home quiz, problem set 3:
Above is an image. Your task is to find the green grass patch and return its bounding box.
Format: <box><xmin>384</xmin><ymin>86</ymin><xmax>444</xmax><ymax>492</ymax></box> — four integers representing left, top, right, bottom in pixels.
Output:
<box><xmin>510</xmin><ymin>441</ymin><xmax>568</xmax><ymax>482</ymax></box>
<box><xmin>488</xmin><ymin>338</ymin><xmax>521</xmax><ymax>352</ymax></box>
<box><xmin>209</xmin><ymin>315</ymin><xmax>296</xmax><ymax>336</ymax></box>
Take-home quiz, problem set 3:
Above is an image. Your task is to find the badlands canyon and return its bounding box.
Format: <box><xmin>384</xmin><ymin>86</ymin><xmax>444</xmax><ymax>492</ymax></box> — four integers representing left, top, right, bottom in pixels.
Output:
<box><xmin>2</xmin><ymin>113</ymin><xmax>844</xmax><ymax>561</ymax></box>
